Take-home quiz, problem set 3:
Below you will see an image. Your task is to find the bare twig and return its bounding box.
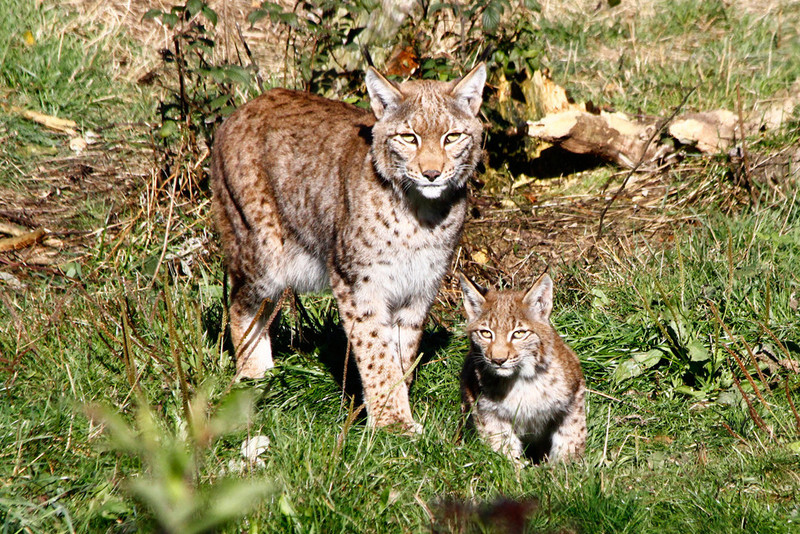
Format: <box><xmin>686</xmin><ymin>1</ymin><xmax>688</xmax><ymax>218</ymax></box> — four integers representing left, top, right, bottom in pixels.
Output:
<box><xmin>235</xmin><ymin>22</ymin><xmax>264</xmax><ymax>92</ymax></box>
<box><xmin>596</xmin><ymin>86</ymin><xmax>697</xmax><ymax>240</ymax></box>
<box><xmin>720</xmin><ymin>421</ymin><xmax>750</xmax><ymax>446</ymax></box>
<box><xmin>709</xmin><ymin>301</ymin><xmax>772</xmax><ymax>409</ymax></box>
<box><xmin>227</xmin><ymin>288</ymin><xmax>291</xmax><ymax>388</ymax></box>
<box><xmin>164</xmin><ymin>286</ymin><xmax>193</xmax><ymax>432</ymax></box>
<box><xmin>730</xmin><ymin>372</ymin><xmax>771</xmax><ymax>437</ymax></box>
<box><xmin>147</xmin><ymin>172</ymin><xmax>178</xmax><ymax>289</ymax></box>
<box><xmin>735</xmin><ymin>84</ymin><xmax>759</xmax><ymax>206</ymax></box>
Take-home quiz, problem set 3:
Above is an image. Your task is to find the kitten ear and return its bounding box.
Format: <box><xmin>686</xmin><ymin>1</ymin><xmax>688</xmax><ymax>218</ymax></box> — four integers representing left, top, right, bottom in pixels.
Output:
<box><xmin>458</xmin><ymin>272</ymin><xmax>487</xmax><ymax>322</ymax></box>
<box><xmin>366</xmin><ymin>67</ymin><xmax>404</xmax><ymax>119</ymax></box>
<box><xmin>523</xmin><ymin>273</ymin><xmax>553</xmax><ymax>321</ymax></box>
<box><xmin>450</xmin><ymin>62</ymin><xmax>486</xmax><ymax>116</ymax></box>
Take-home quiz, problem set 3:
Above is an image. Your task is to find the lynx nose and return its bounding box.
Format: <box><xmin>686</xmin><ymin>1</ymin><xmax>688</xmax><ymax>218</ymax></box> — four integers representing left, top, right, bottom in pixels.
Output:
<box><xmin>492</xmin><ymin>356</ymin><xmax>508</xmax><ymax>365</ymax></box>
<box><xmin>422</xmin><ymin>169</ymin><xmax>441</xmax><ymax>182</ymax></box>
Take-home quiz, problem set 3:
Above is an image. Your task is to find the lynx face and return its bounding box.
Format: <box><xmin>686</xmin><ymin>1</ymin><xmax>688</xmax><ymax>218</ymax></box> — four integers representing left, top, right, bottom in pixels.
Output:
<box><xmin>468</xmin><ymin>323</ymin><xmax>545</xmax><ymax>378</ymax></box>
<box><xmin>367</xmin><ymin>68</ymin><xmax>485</xmax><ymax>200</ymax></box>
<box><xmin>462</xmin><ymin>275</ymin><xmax>555</xmax><ymax>379</ymax></box>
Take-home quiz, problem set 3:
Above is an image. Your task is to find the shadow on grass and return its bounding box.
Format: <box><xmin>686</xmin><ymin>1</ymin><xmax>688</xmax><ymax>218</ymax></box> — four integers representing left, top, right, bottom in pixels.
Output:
<box><xmin>206</xmin><ymin>293</ymin><xmax>453</xmax><ymax>422</ymax></box>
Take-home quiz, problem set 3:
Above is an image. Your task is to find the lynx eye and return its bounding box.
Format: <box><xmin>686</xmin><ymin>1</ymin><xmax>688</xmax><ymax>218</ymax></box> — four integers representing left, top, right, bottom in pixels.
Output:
<box><xmin>444</xmin><ymin>132</ymin><xmax>464</xmax><ymax>145</ymax></box>
<box><xmin>397</xmin><ymin>133</ymin><xmax>418</xmax><ymax>145</ymax></box>
<box><xmin>511</xmin><ymin>330</ymin><xmax>530</xmax><ymax>340</ymax></box>
<box><xmin>477</xmin><ymin>329</ymin><xmax>493</xmax><ymax>340</ymax></box>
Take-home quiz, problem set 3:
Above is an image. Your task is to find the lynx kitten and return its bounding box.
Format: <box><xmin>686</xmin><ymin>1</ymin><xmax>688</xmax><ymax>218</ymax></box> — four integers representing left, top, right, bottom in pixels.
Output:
<box><xmin>210</xmin><ymin>63</ymin><xmax>486</xmax><ymax>431</ymax></box>
<box><xmin>459</xmin><ymin>273</ymin><xmax>586</xmax><ymax>462</ymax></box>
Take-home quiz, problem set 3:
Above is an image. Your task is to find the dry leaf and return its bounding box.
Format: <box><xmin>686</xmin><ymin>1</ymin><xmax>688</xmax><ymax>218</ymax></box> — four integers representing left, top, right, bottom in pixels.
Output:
<box><xmin>472</xmin><ymin>250</ymin><xmax>489</xmax><ymax>264</ymax></box>
<box><xmin>69</xmin><ymin>137</ymin><xmax>88</xmax><ymax>153</ymax></box>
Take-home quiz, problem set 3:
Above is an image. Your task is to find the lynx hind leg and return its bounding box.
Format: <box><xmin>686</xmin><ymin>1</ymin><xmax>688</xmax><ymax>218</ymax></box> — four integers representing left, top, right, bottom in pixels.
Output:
<box><xmin>548</xmin><ymin>399</ymin><xmax>587</xmax><ymax>462</ymax></box>
<box><xmin>229</xmin><ymin>283</ymin><xmax>280</xmax><ymax>379</ymax></box>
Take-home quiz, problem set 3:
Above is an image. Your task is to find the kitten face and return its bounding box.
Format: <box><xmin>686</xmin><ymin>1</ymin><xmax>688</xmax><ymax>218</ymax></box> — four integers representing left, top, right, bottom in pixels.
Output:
<box><xmin>460</xmin><ymin>273</ymin><xmax>555</xmax><ymax>378</ymax></box>
<box><xmin>367</xmin><ymin>65</ymin><xmax>486</xmax><ymax>200</ymax></box>
<box><xmin>468</xmin><ymin>314</ymin><xmax>546</xmax><ymax>377</ymax></box>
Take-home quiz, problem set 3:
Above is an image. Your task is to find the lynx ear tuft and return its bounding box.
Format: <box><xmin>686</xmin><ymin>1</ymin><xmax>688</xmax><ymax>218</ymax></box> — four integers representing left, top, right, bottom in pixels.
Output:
<box><xmin>458</xmin><ymin>273</ymin><xmax>487</xmax><ymax>322</ymax></box>
<box><xmin>366</xmin><ymin>67</ymin><xmax>404</xmax><ymax>119</ymax></box>
<box><xmin>451</xmin><ymin>62</ymin><xmax>486</xmax><ymax>116</ymax></box>
<box><xmin>522</xmin><ymin>273</ymin><xmax>553</xmax><ymax>321</ymax></box>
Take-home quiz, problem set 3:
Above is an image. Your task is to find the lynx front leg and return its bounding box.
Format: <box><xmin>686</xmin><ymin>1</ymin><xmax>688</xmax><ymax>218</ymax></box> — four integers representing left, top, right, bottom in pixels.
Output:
<box><xmin>331</xmin><ymin>274</ymin><xmax>416</xmax><ymax>431</ymax></box>
<box><xmin>474</xmin><ymin>411</ymin><xmax>524</xmax><ymax>459</ymax></box>
<box><xmin>393</xmin><ymin>302</ymin><xmax>432</xmax><ymax>386</ymax></box>
<box><xmin>229</xmin><ymin>283</ymin><xmax>279</xmax><ymax>379</ymax></box>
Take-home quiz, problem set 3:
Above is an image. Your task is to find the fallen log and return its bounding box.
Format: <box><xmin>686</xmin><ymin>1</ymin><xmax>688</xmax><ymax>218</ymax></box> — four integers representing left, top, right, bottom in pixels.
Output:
<box><xmin>523</xmin><ymin>70</ymin><xmax>796</xmax><ymax>168</ymax></box>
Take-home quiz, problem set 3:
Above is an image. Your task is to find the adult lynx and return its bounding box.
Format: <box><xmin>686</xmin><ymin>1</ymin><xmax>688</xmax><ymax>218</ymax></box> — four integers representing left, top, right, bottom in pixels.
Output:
<box><xmin>210</xmin><ymin>63</ymin><xmax>486</xmax><ymax>430</ymax></box>
<box><xmin>459</xmin><ymin>273</ymin><xmax>586</xmax><ymax>462</ymax></box>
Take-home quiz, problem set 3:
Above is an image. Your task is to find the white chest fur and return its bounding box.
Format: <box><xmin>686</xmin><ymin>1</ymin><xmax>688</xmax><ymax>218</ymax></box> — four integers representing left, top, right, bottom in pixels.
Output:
<box><xmin>477</xmin><ymin>371</ymin><xmax>571</xmax><ymax>439</ymax></box>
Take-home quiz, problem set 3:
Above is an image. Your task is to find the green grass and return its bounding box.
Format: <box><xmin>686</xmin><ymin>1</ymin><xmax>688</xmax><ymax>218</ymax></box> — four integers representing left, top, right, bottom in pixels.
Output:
<box><xmin>0</xmin><ymin>0</ymin><xmax>152</xmax><ymax>191</ymax></box>
<box><xmin>539</xmin><ymin>0</ymin><xmax>800</xmax><ymax>114</ymax></box>
<box><xmin>2</xmin><ymin>1</ymin><xmax>800</xmax><ymax>533</ymax></box>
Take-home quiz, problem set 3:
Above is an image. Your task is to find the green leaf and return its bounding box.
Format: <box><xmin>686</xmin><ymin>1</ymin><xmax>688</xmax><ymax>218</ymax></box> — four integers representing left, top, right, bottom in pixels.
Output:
<box><xmin>591</xmin><ymin>288</ymin><xmax>611</xmax><ymax>307</ymax></box>
<box><xmin>63</xmin><ymin>261</ymin><xmax>83</xmax><ymax>279</ymax></box>
<box><xmin>279</xmin><ymin>493</ymin><xmax>297</xmax><ymax>517</ymax></box>
<box><xmin>633</xmin><ymin>348</ymin><xmax>663</xmax><ymax>369</ymax></box>
<box><xmin>202</xmin><ymin>5</ymin><xmax>218</xmax><ymax>25</ymax></box>
<box><xmin>143</xmin><ymin>8</ymin><xmax>164</xmax><ymax>20</ymax></box>
<box><xmin>186</xmin><ymin>0</ymin><xmax>204</xmax><ymax>17</ymax></box>
<box><xmin>159</xmin><ymin>120</ymin><xmax>179</xmax><ymax>138</ymax></box>
<box><xmin>674</xmin><ymin>385</ymin><xmax>706</xmax><ymax>399</ymax></box>
<box><xmin>209</xmin><ymin>93</ymin><xmax>232</xmax><ymax>111</ymax></box>
<box><xmin>278</xmin><ymin>12</ymin><xmax>300</xmax><ymax>27</ymax></box>
<box><xmin>161</xmin><ymin>13</ymin><xmax>179</xmax><ymax>28</ymax></box>
<box><xmin>191</xmin><ymin>481</ymin><xmax>277</xmax><ymax>534</ymax></box>
<box><xmin>524</xmin><ymin>0</ymin><xmax>541</xmax><ymax>10</ymax></box>
<box><xmin>482</xmin><ymin>5</ymin><xmax>501</xmax><ymax>32</ymax></box>
<box><xmin>613</xmin><ymin>358</ymin><xmax>643</xmax><ymax>383</ymax></box>
<box><xmin>667</xmin><ymin>317</ymin><xmax>687</xmax><ymax>342</ymax></box>
<box><xmin>716</xmin><ymin>388</ymin><xmax>741</xmax><ymax>407</ymax></box>
<box><xmin>222</xmin><ymin>65</ymin><xmax>253</xmax><ymax>86</ymax></box>
<box><xmin>687</xmin><ymin>339</ymin><xmax>709</xmax><ymax>362</ymax></box>
<box><xmin>247</xmin><ymin>8</ymin><xmax>269</xmax><ymax>24</ymax></box>
<box><xmin>786</xmin><ymin>441</ymin><xmax>800</xmax><ymax>454</ymax></box>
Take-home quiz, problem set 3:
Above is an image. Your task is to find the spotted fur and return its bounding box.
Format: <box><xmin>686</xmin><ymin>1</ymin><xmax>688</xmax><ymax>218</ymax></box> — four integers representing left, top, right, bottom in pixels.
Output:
<box><xmin>210</xmin><ymin>64</ymin><xmax>486</xmax><ymax>431</ymax></box>
<box><xmin>459</xmin><ymin>273</ymin><xmax>586</xmax><ymax>462</ymax></box>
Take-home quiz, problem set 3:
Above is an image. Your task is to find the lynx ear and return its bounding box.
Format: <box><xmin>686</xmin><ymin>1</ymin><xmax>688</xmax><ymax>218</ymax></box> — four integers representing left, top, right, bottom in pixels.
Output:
<box><xmin>450</xmin><ymin>62</ymin><xmax>486</xmax><ymax>116</ymax></box>
<box><xmin>366</xmin><ymin>67</ymin><xmax>404</xmax><ymax>119</ymax></box>
<box><xmin>458</xmin><ymin>273</ymin><xmax>487</xmax><ymax>322</ymax></box>
<box><xmin>522</xmin><ymin>273</ymin><xmax>553</xmax><ymax>321</ymax></box>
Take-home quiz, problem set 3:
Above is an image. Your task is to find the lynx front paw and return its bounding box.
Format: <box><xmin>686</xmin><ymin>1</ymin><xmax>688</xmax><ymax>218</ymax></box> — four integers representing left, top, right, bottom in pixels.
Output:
<box><xmin>372</xmin><ymin>417</ymin><xmax>423</xmax><ymax>435</ymax></box>
<box><xmin>235</xmin><ymin>337</ymin><xmax>275</xmax><ymax>379</ymax></box>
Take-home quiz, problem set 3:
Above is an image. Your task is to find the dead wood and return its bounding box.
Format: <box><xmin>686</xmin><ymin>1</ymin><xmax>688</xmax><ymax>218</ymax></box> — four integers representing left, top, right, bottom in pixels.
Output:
<box><xmin>0</xmin><ymin>228</ymin><xmax>46</xmax><ymax>252</ymax></box>
<box><xmin>524</xmin><ymin>71</ymin><xmax>798</xmax><ymax>169</ymax></box>
<box><xmin>527</xmin><ymin>110</ymin><xmax>664</xmax><ymax>168</ymax></box>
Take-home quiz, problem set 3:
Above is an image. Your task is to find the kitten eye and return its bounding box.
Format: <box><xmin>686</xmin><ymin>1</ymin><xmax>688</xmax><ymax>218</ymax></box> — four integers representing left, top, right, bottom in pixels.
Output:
<box><xmin>397</xmin><ymin>133</ymin><xmax>418</xmax><ymax>145</ymax></box>
<box><xmin>444</xmin><ymin>132</ymin><xmax>463</xmax><ymax>145</ymax></box>
<box><xmin>511</xmin><ymin>330</ymin><xmax>530</xmax><ymax>340</ymax></box>
<box><xmin>477</xmin><ymin>329</ymin><xmax>493</xmax><ymax>340</ymax></box>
